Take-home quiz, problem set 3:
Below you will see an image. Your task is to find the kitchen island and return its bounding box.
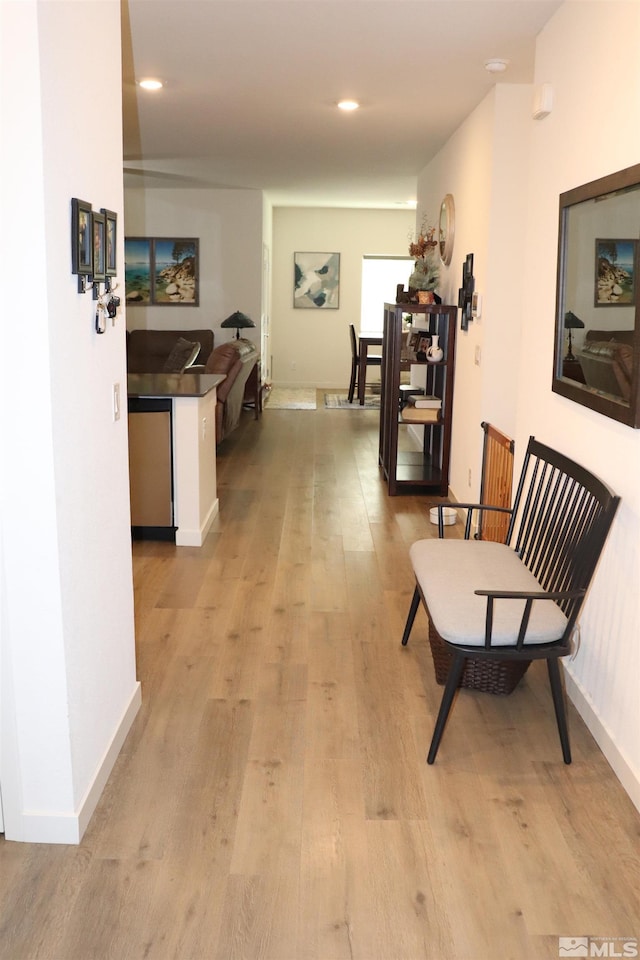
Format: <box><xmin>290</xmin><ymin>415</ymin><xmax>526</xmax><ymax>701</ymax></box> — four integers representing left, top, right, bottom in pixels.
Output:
<box><xmin>127</xmin><ymin>372</ymin><xmax>226</xmax><ymax>546</ymax></box>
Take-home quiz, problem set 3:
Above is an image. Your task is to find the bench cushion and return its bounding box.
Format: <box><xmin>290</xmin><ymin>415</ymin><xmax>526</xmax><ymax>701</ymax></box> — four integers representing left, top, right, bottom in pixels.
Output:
<box><xmin>409</xmin><ymin>539</ymin><xmax>568</xmax><ymax>647</ymax></box>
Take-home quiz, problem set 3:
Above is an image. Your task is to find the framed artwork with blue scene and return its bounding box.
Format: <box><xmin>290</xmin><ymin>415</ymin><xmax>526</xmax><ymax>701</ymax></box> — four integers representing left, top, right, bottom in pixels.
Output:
<box><xmin>125</xmin><ymin>237</ymin><xmax>199</xmax><ymax>305</ymax></box>
<box><xmin>294</xmin><ymin>251</ymin><xmax>340</xmax><ymax>309</ymax></box>
<box><xmin>595</xmin><ymin>238</ymin><xmax>636</xmax><ymax>305</ymax></box>
<box><xmin>124</xmin><ymin>237</ymin><xmax>152</xmax><ymax>305</ymax></box>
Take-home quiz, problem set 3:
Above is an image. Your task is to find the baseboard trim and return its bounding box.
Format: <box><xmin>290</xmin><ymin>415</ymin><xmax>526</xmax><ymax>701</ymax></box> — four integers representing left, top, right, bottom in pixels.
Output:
<box><xmin>175</xmin><ymin>497</ymin><xmax>219</xmax><ymax>547</ymax></box>
<box><xmin>565</xmin><ymin>669</ymin><xmax>640</xmax><ymax>816</ymax></box>
<box><xmin>7</xmin><ymin>682</ymin><xmax>142</xmax><ymax>844</ymax></box>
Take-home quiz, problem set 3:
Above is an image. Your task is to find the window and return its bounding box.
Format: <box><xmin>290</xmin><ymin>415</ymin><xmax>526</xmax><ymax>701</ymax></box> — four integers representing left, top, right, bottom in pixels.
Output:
<box><xmin>361</xmin><ymin>257</ymin><xmax>413</xmax><ymax>333</ymax></box>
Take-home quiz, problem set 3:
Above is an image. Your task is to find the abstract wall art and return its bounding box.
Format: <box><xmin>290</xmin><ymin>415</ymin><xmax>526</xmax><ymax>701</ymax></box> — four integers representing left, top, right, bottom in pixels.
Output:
<box><xmin>294</xmin><ymin>251</ymin><xmax>340</xmax><ymax>309</ymax></box>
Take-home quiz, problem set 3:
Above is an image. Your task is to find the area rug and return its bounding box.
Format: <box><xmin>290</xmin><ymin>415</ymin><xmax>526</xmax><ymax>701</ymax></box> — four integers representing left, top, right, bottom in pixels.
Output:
<box><xmin>324</xmin><ymin>394</ymin><xmax>381</xmax><ymax>409</ymax></box>
<box><xmin>265</xmin><ymin>387</ymin><xmax>317</xmax><ymax>410</ymax></box>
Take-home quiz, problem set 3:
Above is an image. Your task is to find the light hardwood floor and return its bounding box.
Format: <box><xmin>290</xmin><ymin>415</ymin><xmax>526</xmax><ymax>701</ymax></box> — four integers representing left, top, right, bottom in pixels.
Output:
<box><xmin>1</xmin><ymin>397</ymin><xmax>639</xmax><ymax>960</ymax></box>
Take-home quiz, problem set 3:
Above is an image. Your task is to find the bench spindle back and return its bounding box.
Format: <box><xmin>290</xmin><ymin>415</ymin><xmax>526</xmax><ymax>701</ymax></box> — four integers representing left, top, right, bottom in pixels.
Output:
<box><xmin>505</xmin><ymin>438</ymin><xmax>620</xmax><ymax>622</ymax></box>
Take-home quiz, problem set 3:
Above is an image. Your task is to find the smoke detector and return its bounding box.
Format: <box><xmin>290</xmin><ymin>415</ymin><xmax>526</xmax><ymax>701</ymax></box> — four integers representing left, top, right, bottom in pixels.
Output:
<box><xmin>484</xmin><ymin>59</ymin><xmax>510</xmax><ymax>74</ymax></box>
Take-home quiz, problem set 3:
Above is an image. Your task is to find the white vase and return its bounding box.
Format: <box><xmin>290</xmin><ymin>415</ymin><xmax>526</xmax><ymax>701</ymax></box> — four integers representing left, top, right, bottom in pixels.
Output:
<box><xmin>427</xmin><ymin>334</ymin><xmax>443</xmax><ymax>362</ymax></box>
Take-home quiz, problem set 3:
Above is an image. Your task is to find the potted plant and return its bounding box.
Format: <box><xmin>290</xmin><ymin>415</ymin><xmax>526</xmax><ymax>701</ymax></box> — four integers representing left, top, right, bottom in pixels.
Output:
<box><xmin>408</xmin><ymin>217</ymin><xmax>440</xmax><ymax>302</ymax></box>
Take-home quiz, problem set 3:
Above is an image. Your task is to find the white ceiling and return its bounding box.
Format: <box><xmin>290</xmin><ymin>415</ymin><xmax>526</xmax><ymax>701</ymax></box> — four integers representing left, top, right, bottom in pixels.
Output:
<box><xmin>122</xmin><ymin>0</ymin><xmax>561</xmax><ymax>208</ymax></box>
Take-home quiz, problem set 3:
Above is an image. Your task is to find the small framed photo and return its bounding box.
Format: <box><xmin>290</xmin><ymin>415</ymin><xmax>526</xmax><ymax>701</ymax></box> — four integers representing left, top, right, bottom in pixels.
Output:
<box><xmin>71</xmin><ymin>198</ymin><xmax>93</xmax><ymax>276</ymax></box>
<box><xmin>91</xmin><ymin>210</ymin><xmax>106</xmax><ymax>282</ymax></box>
<box><xmin>464</xmin><ymin>252</ymin><xmax>474</xmax><ymax>278</ymax></box>
<box><xmin>418</xmin><ymin>336</ymin><xmax>430</xmax><ymax>355</ymax></box>
<box><xmin>101</xmin><ymin>209</ymin><xmax>117</xmax><ymax>277</ymax></box>
<box><xmin>408</xmin><ymin>331</ymin><xmax>421</xmax><ymax>352</ymax></box>
<box><xmin>595</xmin><ymin>238</ymin><xmax>636</xmax><ymax>305</ymax></box>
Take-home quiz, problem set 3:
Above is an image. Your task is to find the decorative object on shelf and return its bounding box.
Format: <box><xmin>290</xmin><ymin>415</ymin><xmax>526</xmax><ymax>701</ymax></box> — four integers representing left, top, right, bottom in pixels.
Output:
<box><xmin>594</xmin><ymin>238</ymin><xmax>636</xmax><ymax>305</ymax></box>
<box><xmin>427</xmin><ymin>334</ymin><xmax>443</xmax><ymax>362</ymax></box>
<box><xmin>438</xmin><ymin>194</ymin><xmax>455</xmax><ymax>266</ymax></box>
<box><xmin>294</xmin><ymin>251</ymin><xmax>340</xmax><ymax>308</ymax></box>
<box><xmin>458</xmin><ymin>253</ymin><xmax>475</xmax><ymax>331</ymax></box>
<box><xmin>396</xmin><ymin>283</ymin><xmax>411</xmax><ymax>303</ymax></box>
<box><xmin>418</xmin><ymin>290</ymin><xmax>435</xmax><ymax>304</ymax></box>
<box><xmin>416</xmin><ymin>335</ymin><xmax>430</xmax><ymax>360</ymax></box>
<box><xmin>408</xmin><ymin>216</ymin><xmax>439</xmax><ymax>300</ymax></box>
<box><xmin>125</xmin><ymin>237</ymin><xmax>199</xmax><ymax>305</ymax></box>
<box><xmin>563</xmin><ymin>310</ymin><xmax>584</xmax><ymax>360</ymax></box>
<box><xmin>221</xmin><ymin>309</ymin><xmax>255</xmax><ymax>340</ymax></box>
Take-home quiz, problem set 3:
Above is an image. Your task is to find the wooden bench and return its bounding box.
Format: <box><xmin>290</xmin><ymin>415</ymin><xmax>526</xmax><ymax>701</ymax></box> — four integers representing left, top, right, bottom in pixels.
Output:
<box><xmin>402</xmin><ymin>436</ymin><xmax>620</xmax><ymax>765</ymax></box>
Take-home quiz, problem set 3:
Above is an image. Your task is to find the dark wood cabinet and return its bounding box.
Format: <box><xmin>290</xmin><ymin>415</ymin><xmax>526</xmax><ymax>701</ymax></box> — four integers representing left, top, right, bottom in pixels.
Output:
<box><xmin>378</xmin><ymin>302</ymin><xmax>457</xmax><ymax>495</ymax></box>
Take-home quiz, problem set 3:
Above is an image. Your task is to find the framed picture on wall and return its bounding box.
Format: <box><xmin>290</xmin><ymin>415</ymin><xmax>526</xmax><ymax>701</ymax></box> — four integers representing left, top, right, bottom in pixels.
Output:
<box><xmin>594</xmin><ymin>238</ymin><xmax>636</xmax><ymax>305</ymax></box>
<box><xmin>91</xmin><ymin>210</ymin><xmax>106</xmax><ymax>282</ymax></box>
<box><xmin>124</xmin><ymin>237</ymin><xmax>152</xmax><ymax>305</ymax></box>
<box><xmin>124</xmin><ymin>237</ymin><xmax>199</xmax><ymax>305</ymax></box>
<box><xmin>71</xmin><ymin>198</ymin><xmax>93</xmax><ymax>277</ymax></box>
<box><xmin>153</xmin><ymin>238</ymin><xmax>199</xmax><ymax>305</ymax></box>
<box><xmin>294</xmin><ymin>251</ymin><xmax>340</xmax><ymax>308</ymax></box>
<box><xmin>101</xmin><ymin>208</ymin><xmax>118</xmax><ymax>277</ymax></box>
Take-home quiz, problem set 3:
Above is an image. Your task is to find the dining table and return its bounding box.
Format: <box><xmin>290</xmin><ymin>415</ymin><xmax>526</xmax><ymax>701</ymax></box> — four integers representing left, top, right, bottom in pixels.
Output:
<box><xmin>358</xmin><ymin>333</ymin><xmax>383</xmax><ymax>405</ymax></box>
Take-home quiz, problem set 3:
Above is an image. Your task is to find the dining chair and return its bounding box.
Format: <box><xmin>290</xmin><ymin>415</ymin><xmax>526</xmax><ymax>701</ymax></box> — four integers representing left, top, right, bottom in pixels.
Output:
<box><xmin>348</xmin><ymin>324</ymin><xmax>382</xmax><ymax>403</ymax></box>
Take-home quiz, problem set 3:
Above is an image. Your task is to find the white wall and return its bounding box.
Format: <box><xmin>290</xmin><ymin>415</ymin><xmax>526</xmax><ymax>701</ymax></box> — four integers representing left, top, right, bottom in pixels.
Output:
<box><xmin>416</xmin><ymin>84</ymin><xmax>532</xmax><ymax>500</ymax></box>
<box><xmin>415</xmin><ymin>0</ymin><xmax>640</xmax><ymax>811</ymax></box>
<box><xmin>520</xmin><ymin>0</ymin><xmax>640</xmax><ymax>809</ymax></box>
<box><xmin>124</xmin><ymin>187</ymin><xmax>263</xmax><ymax>347</ymax></box>
<box><xmin>271</xmin><ymin>207</ymin><xmax>414</xmax><ymax>388</ymax></box>
<box><xmin>0</xmin><ymin>0</ymin><xmax>139</xmax><ymax>842</ymax></box>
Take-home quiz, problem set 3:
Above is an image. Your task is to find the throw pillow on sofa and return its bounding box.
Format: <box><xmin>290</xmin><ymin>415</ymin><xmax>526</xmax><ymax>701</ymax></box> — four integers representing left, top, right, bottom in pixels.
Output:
<box><xmin>163</xmin><ymin>338</ymin><xmax>201</xmax><ymax>373</ymax></box>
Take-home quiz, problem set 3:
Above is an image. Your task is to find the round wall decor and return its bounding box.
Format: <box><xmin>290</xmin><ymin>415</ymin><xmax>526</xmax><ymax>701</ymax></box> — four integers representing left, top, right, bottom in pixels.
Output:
<box><xmin>438</xmin><ymin>194</ymin><xmax>455</xmax><ymax>266</ymax></box>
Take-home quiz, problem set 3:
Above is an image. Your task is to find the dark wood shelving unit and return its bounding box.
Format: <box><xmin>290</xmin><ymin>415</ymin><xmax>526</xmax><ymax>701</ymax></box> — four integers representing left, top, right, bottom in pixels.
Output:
<box><xmin>378</xmin><ymin>302</ymin><xmax>457</xmax><ymax>496</ymax></box>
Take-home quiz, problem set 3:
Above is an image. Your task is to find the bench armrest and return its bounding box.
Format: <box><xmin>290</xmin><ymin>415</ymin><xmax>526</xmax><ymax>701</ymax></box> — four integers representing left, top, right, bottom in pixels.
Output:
<box><xmin>474</xmin><ymin>587</ymin><xmax>585</xmax><ymax>648</ymax></box>
<box><xmin>434</xmin><ymin>501</ymin><xmax>513</xmax><ymax>539</ymax></box>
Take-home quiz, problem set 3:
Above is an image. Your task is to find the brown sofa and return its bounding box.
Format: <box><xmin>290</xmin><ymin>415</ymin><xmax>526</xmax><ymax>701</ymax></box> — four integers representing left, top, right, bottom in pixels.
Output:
<box><xmin>127</xmin><ymin>328</ymin><xmax>215</xmax><ymax>373</ymax></box>
<box><xmin>578</xmin><ymin>329</ymin><xmax>634</xmax><ymax>400</ymax></box>
<box><xmin>126</xmin><ymin>328</ymin><xmax>259</xmax><ymax>444</ymax></box>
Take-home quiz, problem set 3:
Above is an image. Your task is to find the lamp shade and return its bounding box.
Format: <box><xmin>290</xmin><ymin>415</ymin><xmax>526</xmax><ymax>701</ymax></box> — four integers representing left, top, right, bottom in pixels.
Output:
<box><xmin>221</xmin><ymin>310</ymin><xmax>255</xmax><ymax>339</ymax></box>
<box><xmin>564</xmin><ymin>310</ymin><xmax>584</xmax><ymax>329</ymax></box>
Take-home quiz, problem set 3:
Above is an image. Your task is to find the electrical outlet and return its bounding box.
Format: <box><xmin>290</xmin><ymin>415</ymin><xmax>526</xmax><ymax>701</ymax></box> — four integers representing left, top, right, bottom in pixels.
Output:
<box><xmin>474</xmin><ymin>345</ymin><xmax>481</xmax><ymax>366</ymax></box>
<box><xmin>468</xmin><ymin>468</ymin><xmax>472</xmax><ymax>487</ymax></box>
<box><xmin>112</xmin><ymin>382</ymin><xmax>120</xmax><ymax>421</ymax></box>
<box><xmin>201</xmin><ymin>417</ymin><xmax>207</xmax><ymax>440</ymax></box>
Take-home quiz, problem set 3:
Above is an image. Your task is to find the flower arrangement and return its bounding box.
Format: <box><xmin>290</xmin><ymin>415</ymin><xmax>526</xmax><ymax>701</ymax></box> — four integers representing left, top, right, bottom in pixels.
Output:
<box><xmin>408</xmin><ymin>216</ymin><xmax>439</xmax><ymax>293</ymax></box>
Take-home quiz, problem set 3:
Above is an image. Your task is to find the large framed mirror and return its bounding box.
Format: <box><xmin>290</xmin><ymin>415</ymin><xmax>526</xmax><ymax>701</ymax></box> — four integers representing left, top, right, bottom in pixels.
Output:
<box><xmin>553</xmin><ymin>163</ymin><xmax>640</xmax><ymax>428</ymax></box>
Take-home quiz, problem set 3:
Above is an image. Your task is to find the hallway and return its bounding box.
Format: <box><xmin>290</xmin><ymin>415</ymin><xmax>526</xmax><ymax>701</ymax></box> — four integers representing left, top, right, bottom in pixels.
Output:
<box><xmin>0</xmin><ymin>403</ymin><xmax>638</xmax><ymax>959</ymax></box>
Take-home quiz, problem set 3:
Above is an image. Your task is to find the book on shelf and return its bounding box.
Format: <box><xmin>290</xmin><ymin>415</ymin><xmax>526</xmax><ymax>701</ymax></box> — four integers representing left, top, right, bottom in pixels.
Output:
<box><xmin>399</xmin><ymin>385</ymin><xmax>424</xmax><ymax>400</ymax></box>
<box><xmin>401</xmin><ymin>406</ymin><xmax>440</xmax><ymax>424</ymax></box>
<box><xmin>407</xmin><ymin>394</ymin><xmax>442</xmax><ymax>409</ymax></box>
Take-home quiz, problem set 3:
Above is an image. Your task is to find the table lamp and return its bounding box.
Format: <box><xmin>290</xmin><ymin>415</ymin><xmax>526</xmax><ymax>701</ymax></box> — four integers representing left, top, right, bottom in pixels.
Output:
<box><xmin>221</xmin><ymin>310</ymin><xmax>255</xmax><ymax>340</ymax></box>
<box><xmin>564</xmin><ymin>310</ymin><xmax>584</xmax><ymax>361</ymax></box>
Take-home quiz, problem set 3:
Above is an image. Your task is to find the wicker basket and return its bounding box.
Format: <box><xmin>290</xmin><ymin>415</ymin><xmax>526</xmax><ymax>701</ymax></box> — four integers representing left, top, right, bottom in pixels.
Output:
<box><xmin>428</xmin><ymin>620</ymin><xmax>530</xmax><ymax>696</ymax></box>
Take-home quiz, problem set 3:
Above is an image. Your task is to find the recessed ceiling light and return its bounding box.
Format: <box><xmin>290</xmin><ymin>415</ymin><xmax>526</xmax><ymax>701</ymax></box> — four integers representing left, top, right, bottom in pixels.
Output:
<box><xmin>337</xmin><ymin>100</ymin><xmax>360</xmax><ymax>112</ymax></box>
<box><xmin>484</xmin><ymin>59</ymin><xmax>510</xmax><ymax>74</ymax></box>
<box><xmin>138</xmin><ymin>78</ymin><xmax>164</xmax><ymax>91</ymax></box>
